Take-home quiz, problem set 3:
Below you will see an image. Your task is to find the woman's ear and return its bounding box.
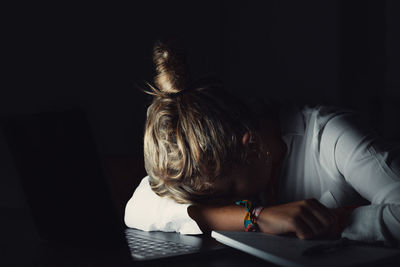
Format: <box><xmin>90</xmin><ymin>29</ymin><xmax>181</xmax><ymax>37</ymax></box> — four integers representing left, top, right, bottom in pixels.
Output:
<box><xmin>242</xmin><ymin>132</ymin><xmax>250</xmax><ymax>146</ymax></box>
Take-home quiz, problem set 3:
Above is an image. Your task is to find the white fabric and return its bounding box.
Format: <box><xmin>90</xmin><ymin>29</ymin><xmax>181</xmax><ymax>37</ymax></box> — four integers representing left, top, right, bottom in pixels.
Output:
<box><xmin>124</xmin><ymin>177</ymin><xmax>202</xmax><ymax>234</ymax></box>
<box><xmin>124</xmin><ymin>105</ymin><xmax>400</xmax><ymax>243</ymax></box>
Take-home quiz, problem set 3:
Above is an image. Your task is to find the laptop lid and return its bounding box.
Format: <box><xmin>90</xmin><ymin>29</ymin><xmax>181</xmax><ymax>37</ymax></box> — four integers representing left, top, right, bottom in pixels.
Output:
<box><xmin>2</xmin><ymin>108</ymin><xmax>227</xmax><ymax>262</ymax></box>
<box><xmin>2</xmin><ymin>109</ymin><xmax>125</xmax><ymax>248</ymax></box>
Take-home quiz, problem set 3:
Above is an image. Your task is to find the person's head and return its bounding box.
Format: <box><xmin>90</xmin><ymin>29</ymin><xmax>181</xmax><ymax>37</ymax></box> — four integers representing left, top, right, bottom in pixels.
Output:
<box><xmin>143</xmin><ymin>39</ymin><xmax>274</xmax><ymax>205</ymax></box>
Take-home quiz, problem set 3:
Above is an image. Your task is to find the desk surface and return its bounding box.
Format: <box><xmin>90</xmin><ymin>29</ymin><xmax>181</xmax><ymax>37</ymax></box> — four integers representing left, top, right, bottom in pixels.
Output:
<box><xmin>1</xmin><ymin>208</ymin><xmax>270</xmax><ymax>267</ymax></box>
<box><xmin>3</xmin><ymin>208</ymin><xmax>399</xmax><ymax>267</ymax></box>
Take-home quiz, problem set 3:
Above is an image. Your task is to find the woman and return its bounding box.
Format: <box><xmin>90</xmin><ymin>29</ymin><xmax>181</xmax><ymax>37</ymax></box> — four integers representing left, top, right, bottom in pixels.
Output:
<box><xmin>125</xmin><ymin>39</ymin><xmax>400</xmax><ymax>245</ymax></box>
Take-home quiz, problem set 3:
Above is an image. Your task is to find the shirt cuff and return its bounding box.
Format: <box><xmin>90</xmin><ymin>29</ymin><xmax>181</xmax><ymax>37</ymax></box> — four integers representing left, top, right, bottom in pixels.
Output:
<box><xmin>341</xmin><ymin>204</ymin><xmax>390</xmax><ymax>243</ymax></box>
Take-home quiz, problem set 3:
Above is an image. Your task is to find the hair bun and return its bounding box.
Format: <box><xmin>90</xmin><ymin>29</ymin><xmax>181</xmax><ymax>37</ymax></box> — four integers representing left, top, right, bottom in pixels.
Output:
<box><xmin>153</xmin><ymin>39</ymin><xmax>189</xmax><ymax>95</ymax></box>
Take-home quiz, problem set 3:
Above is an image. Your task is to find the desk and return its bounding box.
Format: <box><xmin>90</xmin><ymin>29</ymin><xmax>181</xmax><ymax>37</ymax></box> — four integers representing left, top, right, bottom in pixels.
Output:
<box><xmin>1</xmin><ymin>208</ymin><xmax>271</xmax><ymax>267</ymax></box>
<box><xmin>3</xmin><ymin>208</ymin><xmax>400</xmax><ymax>266</ymax></box>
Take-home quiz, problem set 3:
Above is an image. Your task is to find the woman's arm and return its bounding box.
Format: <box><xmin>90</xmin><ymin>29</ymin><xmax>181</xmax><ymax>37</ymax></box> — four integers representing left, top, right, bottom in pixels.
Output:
<box><xmin>319</xmin><ymin>112</ymin><xmax>400</xmax><ymax>244</ymax></box>
<box><xmin>189</xmin><ymin>198</ymin><xmax>339</xmax><ymax>240</ymax></box>
<box><xmin>126</xmin><ymin>176</ymin><xmax>339</xmax><ymax>239</ymax></box>
<box><xmin>187</xmin><ymin>205</ymin><xmax>245</xmax><ymax>233</ymax></box>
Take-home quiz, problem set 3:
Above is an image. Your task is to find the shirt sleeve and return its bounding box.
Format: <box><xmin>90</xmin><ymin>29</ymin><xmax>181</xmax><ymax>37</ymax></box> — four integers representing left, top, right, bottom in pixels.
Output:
<box><xmin>319</xmin><ymin>110</ymin><xmax>400</xmax><ymax>245</ymax></box>
<box><xmin>124</xmin><ymin>176</ymin><xmax>203</xmax><ymax>235</ymax></box>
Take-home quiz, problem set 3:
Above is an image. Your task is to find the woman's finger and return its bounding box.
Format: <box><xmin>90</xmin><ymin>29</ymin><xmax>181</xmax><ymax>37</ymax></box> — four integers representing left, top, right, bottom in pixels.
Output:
<box><xmin>305</xmin><ymin>199</ymin><xmax>335</xmax><ymax>227</ymax></box>
<box><xmin>299</xmin><ymin>207</ymin><xmax>326</xmax><ymax>238</ymax></box>
<box><xmin>290</xmin><ymin>216</ymin><xmax>314</xmax><ymax>240</ymax></box>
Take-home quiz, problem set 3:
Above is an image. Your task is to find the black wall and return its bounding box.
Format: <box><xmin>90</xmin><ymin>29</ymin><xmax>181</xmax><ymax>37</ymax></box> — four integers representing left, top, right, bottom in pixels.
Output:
<box><xmin>2</xmin><ymin>0</ymin><xmax>400</xmax><ymax>209</ymax></box>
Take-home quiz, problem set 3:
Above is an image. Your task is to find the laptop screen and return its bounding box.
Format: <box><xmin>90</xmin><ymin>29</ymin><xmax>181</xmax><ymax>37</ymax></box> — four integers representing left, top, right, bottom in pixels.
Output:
<box><xmin>2</xmin><ymin>109</ymin><xmax>125</xmax><ymax>247</ymax></box>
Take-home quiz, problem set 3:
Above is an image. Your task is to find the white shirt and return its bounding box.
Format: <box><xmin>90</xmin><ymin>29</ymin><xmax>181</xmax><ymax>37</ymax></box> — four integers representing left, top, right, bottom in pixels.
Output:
<box><xmin>124</xmin><ymin>105</ymin><xmax>400</xmax><ymax>244</ymax></box>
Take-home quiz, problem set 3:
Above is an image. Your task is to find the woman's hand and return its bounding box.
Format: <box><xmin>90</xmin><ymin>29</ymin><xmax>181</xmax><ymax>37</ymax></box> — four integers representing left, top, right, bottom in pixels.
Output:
<box><xmin>258</xmin><ymin>198</ymin><xmax>340</xmax><ymax>240</ymax></box>
<box><xmin>330</xmin><ymin>206</ymin><xmax>358</xmax><ymax>233</ymax></box>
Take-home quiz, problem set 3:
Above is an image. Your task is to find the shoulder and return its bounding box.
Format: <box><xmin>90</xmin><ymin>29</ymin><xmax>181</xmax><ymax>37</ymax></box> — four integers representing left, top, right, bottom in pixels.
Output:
<box><xmin>299</xmin><ymin>105</ymin><xmax>369</xmax><ymax>141</ymax></box>
<box><xmin>303</xmin><ymin>105</ymin><xmax>354</xmax><ymax>127</ymax></box>
<box><xmin>278</xmin><ymin>104</ymin><xmax>356</xmax><ymax>137</ymax></box>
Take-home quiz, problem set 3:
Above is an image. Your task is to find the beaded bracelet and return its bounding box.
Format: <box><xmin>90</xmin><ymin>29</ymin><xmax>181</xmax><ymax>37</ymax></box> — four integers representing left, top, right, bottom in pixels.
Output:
<box><xmin>236</xmin><ymin>200</ymin><xmax>264</xmax><ymax>232</ymax></box>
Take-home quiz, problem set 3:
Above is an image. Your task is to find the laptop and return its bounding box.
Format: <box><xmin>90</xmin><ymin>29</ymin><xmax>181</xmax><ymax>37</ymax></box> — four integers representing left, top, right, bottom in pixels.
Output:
<box><xmin>1</xmin><ymin>108</ymin><xmax>225</xmax><ymax>262</ymax></box>
<box><xmin>212</xmin><ymin>231</ymin><xmax>400</xmax><ymax>266</ymax></box>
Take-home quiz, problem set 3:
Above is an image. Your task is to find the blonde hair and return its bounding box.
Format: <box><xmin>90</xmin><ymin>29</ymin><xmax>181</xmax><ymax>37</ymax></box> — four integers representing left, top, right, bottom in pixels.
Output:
<box><xmin>143</xmin><ymin>39</ymin><xmax>261</xmax><ymax>204</ymax></box>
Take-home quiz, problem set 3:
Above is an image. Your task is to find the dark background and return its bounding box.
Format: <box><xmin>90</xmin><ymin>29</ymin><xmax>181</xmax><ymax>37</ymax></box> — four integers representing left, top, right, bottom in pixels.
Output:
<box><xmin>1</xmin><ymin>0</ymin><xmax>400</xmax><ymax>211</ymax></box>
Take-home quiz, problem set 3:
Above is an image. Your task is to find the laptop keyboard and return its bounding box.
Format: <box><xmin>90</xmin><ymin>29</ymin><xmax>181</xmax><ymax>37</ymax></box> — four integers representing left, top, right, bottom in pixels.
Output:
<box><xmin>125</xmin><ymin>230</ymin><xmax>200</xmax><ymax>260</ymax></box>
